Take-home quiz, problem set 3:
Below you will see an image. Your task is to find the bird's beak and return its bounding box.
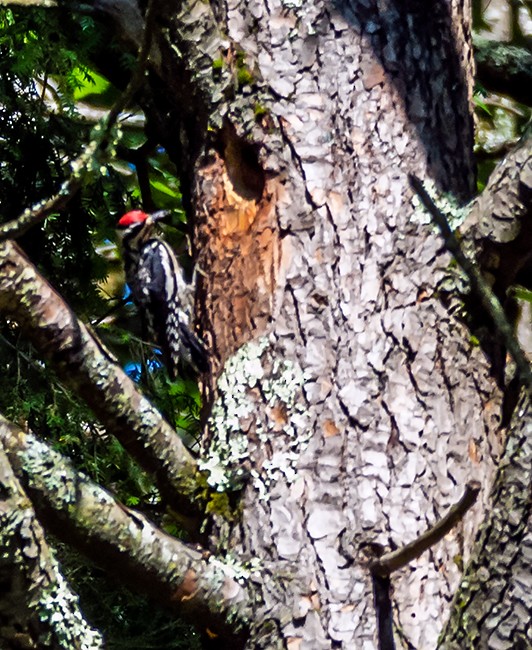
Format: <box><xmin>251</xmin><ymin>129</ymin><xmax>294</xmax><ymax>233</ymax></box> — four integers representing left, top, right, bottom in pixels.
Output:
<box><xmin>147</xmin><ymin>210</ymin><xmax>171</xmax><ymax>225</ymax></box>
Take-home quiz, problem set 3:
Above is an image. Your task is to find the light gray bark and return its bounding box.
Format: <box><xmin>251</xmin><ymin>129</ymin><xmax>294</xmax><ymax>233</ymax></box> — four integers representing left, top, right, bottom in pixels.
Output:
<box><xmin>147</xmin><ymin>0</ymin><xmax>509</xmax><ymax>647</ymax></box>
<box><xmin>440</xmin><ymin>391</ymin><xmax>532</xmax><ymax>650</ymax></box>
<box><xmin>1</xmin><ymin>0</ymin><xmax>529</xmax><ymax>647</ymax></box>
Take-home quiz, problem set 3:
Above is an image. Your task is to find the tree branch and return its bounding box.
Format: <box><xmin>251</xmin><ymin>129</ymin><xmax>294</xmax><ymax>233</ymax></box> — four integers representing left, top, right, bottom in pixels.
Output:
<box><xmin>409</xmin><ymin>174</ymin><xmax>532</xmax><ymax>393</ymax></box>
<box><xmin>0</xmin><ymin>239</ymin><xmax>203</xmax><ymax>521</ymax></box>
<box><xmin>0</xmin><ymin>438</ymin><xmax>103</xmax><ymax>649</ymax></box>
<box><xmin>370</xmin><ymin>482</ymin><xmax>481</xmax><ymax>577</ymax></box>
<box><xmin>0</xmin><ymin>414</ymin><xmax>251</xmax><ymax>643</ymax></box>
<box><xmin>473</xmin><ymin>35</ymin><xmax>532</xmax><ymax>106</ymax></box>
<box><xmin>439</xmin><ymin>392</ymin><xmax>532</xmax><ymax>648</ymax></box>
<box><xmin>465</xmin><ymin>129</ymin><xmax>532</xmax><ymax>249</ymax></box>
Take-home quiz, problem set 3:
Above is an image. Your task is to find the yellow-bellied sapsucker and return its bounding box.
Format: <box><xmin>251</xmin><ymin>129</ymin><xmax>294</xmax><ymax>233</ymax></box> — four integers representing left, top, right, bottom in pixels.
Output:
<box><xmin>117</xmin><ymin>209</ymin><xmax>208</xmax><ymax>377</ymax></box>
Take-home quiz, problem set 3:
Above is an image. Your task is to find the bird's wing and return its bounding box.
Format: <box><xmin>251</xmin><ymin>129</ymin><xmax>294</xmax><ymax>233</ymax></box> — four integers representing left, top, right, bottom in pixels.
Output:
<box><xmin>137</xmin><ymin>240</ymin><xmax>176</xmax><ymax>375</ymax></box>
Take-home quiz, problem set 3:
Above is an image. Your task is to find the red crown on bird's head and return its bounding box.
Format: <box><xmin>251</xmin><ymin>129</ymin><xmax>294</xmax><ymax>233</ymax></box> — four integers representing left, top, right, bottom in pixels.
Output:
<box><xmin>117</xmin><ymin>210</ymin><xmax>150</xmax><ymax>228</ymax></box>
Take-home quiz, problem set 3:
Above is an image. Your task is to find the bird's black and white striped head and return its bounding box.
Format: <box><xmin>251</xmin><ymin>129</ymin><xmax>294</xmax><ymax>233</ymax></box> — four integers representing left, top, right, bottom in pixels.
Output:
<box><xmin>116</xmin><ymin>210</ymin><xmax>169</xmax><ymax>252</ymax></box>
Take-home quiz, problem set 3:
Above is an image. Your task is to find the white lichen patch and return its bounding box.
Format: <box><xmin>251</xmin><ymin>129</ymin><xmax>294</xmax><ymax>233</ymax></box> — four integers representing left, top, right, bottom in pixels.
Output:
<box><xmin>201</xmin><ymin>554</ymin><xmax>261</xmax><ymax>626</ymax></box>
<box><xmin>281</xmin><ymin>0</ymin><xmax>304</xmax><ymax>8</ymax></box>
<box><xmin>23</xmin><ymin>437</ymin><xmax>81</xmax><ymax>506</ymax></box>
<box><xmin>200</xmin><ymin>338</ymin><xmax>269</xmax><ymax>490</ymax></box>
<box><xmin>39</xmin><ymin>566</ymin><xmax>103</xmax><ymax>649</ymax></box>
<box><xmin>206</xmin><ymin>552</ymin><xmax>262</xmax><ymax>586</ymax></box>
<box><xmin>200</xmin><ymin>338</ymin><xmax>307</xmax><ymax>494</ymax></box>
<box><xmin>251</xmin><ymin>361</ymin><xmax>309</xmax><ymax>500</ymax></box>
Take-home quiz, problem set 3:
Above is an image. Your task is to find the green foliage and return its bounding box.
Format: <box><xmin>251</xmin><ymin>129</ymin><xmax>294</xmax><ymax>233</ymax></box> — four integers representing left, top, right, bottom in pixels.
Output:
<box><xmin>473</xmin><ymin>81</ymin><xmax>492</xmax><ymax>117</ymax></box>
<box><xmin>472</xmin><ymin>2</ymin><xmax>531</xmax><ymax>192</ymax></box>
<box><xmin>71</xmin><ymin>67</ymin><xmax>112</xmax><ymax>102</ymax></box>
<box><xmin>0</xmin><ymin>333</ymin><xmax>154</xmax><ymax>506</ymax></box>
<box><xmin>55</xmin><ymin>545</ymin><xmax>202</xmax><ymax>650</ymax></box>
<box><xmin>253</xmin><ymin>103</ymin><xmax>270</xmax><ymax>122</ymax></box>
<box><xmin>0</xmin><ymin>7</ymin><xmax>202</xmax><ymax>648</ymax></box>
<box><xmin>509</xmin><ymin>285</ymin><xmax>532</xmax><ymax>304</ymax></box>
<box><xmin>205</xmin><ymin>491</ymin><xmax>234</xmax><ymax>520</ymax></box>
<box><xmin>148</xmin><ymin>149</ymin><xmax>187</xmax><ymax>212</ymax></box>
<box><xmin>0</xmin><ymin>8</ymin><xmax>121</xmax><ymax>312</ymax></box>
<box><xmin>237</xmin><ymin>67</ymin><xmax>254</xmax><ymax>88</ymax></box>
<box><xmin>234</xmin><ymin>50</ymin><xmax>254</xmax><ymax>88</ymax></box>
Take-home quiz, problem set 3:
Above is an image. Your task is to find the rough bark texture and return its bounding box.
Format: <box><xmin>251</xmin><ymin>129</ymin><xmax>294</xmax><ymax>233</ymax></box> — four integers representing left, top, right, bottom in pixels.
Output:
<box><xmin>0</xmin><ymin>416</ymin><xmax>251</xmax><ymax>642</ymax></box>
<box><xmin>462</xmin><ymin>132</ymin><xmax>532</xmax><ymax>414</ymax></box>
<box><xmin>146</xmin><ymin>0</ymin><xmax>506</xmax><ymax>647</ymax></box>
<box><xmin>2</xmin><ymin>0</ymin><xmax>526</xmax><ymax>647</ymax></box>
<box><xmin>464</xmin><ymin>130</ymin><xmax>532</xmax><ymax>291</ymax></box>
<box><xmin>440</xmin><ymin>392</ymin><xmax>532</xmax><ymax>650</ymax></box>
<box><xmin>0</xmin><ymin>442</ymin><xmax>103</xmax><ymax>650</ymax></box>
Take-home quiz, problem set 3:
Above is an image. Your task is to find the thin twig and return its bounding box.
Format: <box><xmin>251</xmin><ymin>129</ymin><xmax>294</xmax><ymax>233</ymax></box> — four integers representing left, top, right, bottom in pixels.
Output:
<box><xmin>0</xmin><ymin>0</ymin><xmax>156</xmax><ymax>241</ymax></box>
<box><xmin>0</xmin><ymin>0</ymin><xmax>57</xmax><ymax>6</ymax></box>
<box><xmin>370</xmin><ymin>481</ymin><xmax>481</xmax><ymax>577</ymax></box>
<box><xmin>102</xmin><ymin>0</ymin><xmax>155</xmax><ymax>136</ymax></box>
<box><xmin>409</xmin><ymin>174</ymin><xmax>532</xmax><ymax>394</ymax></box>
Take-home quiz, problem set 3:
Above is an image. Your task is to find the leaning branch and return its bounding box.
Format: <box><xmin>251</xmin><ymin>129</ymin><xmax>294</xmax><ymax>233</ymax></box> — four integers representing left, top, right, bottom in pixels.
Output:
<box><xmin>0</xmin><ymin>439</ymin><xmax>104</xmax><ymax>650</ymax></box>
<box><xmin>370</xmin><ymin>482</ymin><xmax>481</xmax><ymax>577</ymax></box>
<box><xmin>409</xmin><ymin>174</ymin><xmax>532</xmax><ymax>394</ymax></box>
<box><xmin>0</xmin><ymin>239</ymin><xmax>202</xmax><ymax>520</ymax></box>
<box><xmin>0</xmin><ymin>0</ymin><xmax>155</xmax><ymax>241</ymax></box>
<box><xmin>0</xmin><ymin>414</ymin><xmax>250</xmax><ymax>642</ymax></box>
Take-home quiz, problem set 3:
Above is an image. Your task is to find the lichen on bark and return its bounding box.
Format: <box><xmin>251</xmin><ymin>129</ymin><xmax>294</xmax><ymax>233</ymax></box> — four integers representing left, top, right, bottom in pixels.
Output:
<box><xmin>200</xmin><ymin>337</ymin><xmax>306</xmax><ymax>496</ymax></box>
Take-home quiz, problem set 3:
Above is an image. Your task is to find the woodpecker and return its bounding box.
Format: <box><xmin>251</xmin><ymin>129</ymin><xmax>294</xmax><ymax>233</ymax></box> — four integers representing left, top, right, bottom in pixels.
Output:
<box><xmin>116</xmin><ymin>209</ymin><xmax>208</xmax><ymax>377</ymax></box>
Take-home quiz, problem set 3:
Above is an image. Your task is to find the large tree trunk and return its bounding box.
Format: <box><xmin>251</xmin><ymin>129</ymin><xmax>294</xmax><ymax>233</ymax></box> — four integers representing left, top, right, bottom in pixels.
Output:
<box><xmin>3</xmin><ymin>0</ymin><xmax>529</xmax><ymax>648</ymax></box>
<box><xmin>145</xmin><ymin>0</ymin><xmax>505</xmax><ymax>647</ymax></box>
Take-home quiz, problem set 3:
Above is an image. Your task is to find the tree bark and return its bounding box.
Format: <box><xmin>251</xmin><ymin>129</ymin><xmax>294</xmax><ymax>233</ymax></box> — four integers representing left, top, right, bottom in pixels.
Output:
<box><xmin>0</xmin><ymin>440</ymin><xmax>103</xmax><ymax>650</ymax></box>
<box><xmin>440</xmin><ymin>391</ymin><xmax>532</xmax><ymax>650</ymax></box>
<box><xmin>464</xmin><ymin>129</ymin><xmax>532</xmax><ymax>292</ymax></box>
<box><xmin>143</xmin><ymin>0</ymin><xmax>509</xmax><ymax>647</ymax></box>
<box><xmin>2</xmin><ymin>0</ymin><xmax>530</xmax><ymax>648</ymax></box>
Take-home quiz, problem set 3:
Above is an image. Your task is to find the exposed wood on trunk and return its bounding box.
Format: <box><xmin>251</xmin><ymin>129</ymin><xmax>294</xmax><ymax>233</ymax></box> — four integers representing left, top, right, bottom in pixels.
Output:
<box><xmin>2</xmin><ymin>0</ymin><xmax>528</xmax><ymax>647</ymax></box>
<box><xmin>156</xmin><ymin>0</ymin><xmax>503</xmax><ymax>647</ymax></box>
<box><xmin>195</xmin><ymin>131</ymin><xmax>282</xmax><ymax>367</ymax></box>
